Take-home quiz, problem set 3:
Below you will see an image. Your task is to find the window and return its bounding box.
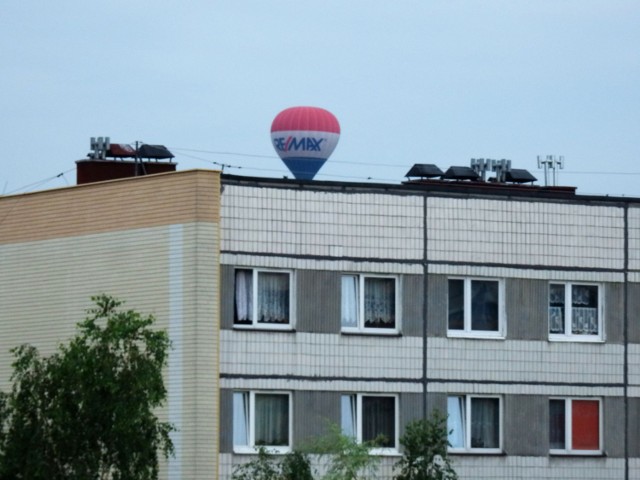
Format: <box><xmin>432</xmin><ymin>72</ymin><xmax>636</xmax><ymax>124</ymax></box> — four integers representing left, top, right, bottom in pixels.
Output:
<box><xmin>448</xmin><ymin>278</ymin><xmax>504</xmax><ymax>337</ymax></box>
<box><xmin>341</xmin><ymin>394</ymin><xmax>398</xmax><ymax>452</ymax></box>
<box><xmin>549</xmin><ymin>398</ymin><xmax>601</xmax><ymax>454</ymax></box>
<box><xmin>234</xmin><ymin>269</ymin><xmax>292</xmax><ymax>329</ymax></box>
<box><xmin>447</xmin><ymin>395</ymin><xmax>502</xmax><ymax>453</ymax></box>
<box><xmin>233</xmin><ymin>391</ymin><xmax>291</xmax><ymax>453</ymax></box>
<box><xmin>549</xmin><ymin>283</ymin><xmax>602</xmax><ymax>341</ymax></box>
<box><xmin>341</xmin><ymin>274</ymin><xmax>398</xmax><ymax>333</ymax></box>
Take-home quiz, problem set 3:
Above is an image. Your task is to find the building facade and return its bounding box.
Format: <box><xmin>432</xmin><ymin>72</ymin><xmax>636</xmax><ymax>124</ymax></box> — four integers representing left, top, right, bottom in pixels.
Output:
<box><xmin>218</xmin><ymin>174</ymin><xmax>640</xmax><ymax>480</ymax></box>
<box><xmin>2</xmin><ymin>167</ymin><xmax>640</xmax><ymax>479</ymax></box>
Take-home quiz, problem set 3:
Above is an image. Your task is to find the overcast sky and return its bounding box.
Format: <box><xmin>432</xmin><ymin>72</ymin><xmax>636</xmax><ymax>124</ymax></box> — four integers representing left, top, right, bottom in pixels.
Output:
<box><xmin>1</xmin><ymin>1</ymin><xmax>639</xmax><ymax>196</ymax></box>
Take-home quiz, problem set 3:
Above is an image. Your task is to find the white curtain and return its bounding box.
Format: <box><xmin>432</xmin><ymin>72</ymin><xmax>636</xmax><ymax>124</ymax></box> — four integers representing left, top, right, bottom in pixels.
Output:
<box><xmin>341</xmin><ymin>395</ymin><xmax>357</xmax><ymax>438</ymax></box>
<box><xmin>255</xmin><ymin>394</ymin><xmax>289</xmax><ymax>446</ymax></box>
<box><xmin>447</xmin><ymin>396</ymin><xmax>465</xmax><ymax>448</ymax></box>
<box><xmin>233</xmin><ymin>392</ymin><xmax>249</xmax><ymax>446</ymax></box>
<box><xmin>257</xmin><ymin>272</ymin><xmax>289</xmax><ymax>324</ymax></box>
<box><xmin>470</xmin><ymin>397</ymin><xmax>499</xmax><ymax>449</ymax></box>
<box><xmin>364</xmin><ymin>278</ymin><xmax>395</xmax><ymax>328</ymax></box>
<box><xmin>341</xmin><ymin>276</ymin><xmax>359</xmax><ymax>327</ymax></box>
<box><xmin>235</xmin><ymin>270</ymin><xmax>253</xmax><ymax>323</ymax></box>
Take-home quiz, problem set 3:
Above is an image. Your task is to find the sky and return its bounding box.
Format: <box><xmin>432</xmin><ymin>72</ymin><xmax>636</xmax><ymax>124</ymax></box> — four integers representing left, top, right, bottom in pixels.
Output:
<box><xmin>1</xmin><ymin>1</ymin><xmax>639</xmax><ymax>197</ymax></box>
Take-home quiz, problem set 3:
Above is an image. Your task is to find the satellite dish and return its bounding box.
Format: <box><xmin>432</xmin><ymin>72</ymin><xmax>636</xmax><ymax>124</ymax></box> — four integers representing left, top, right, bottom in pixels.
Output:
<box><xmin>270</xmin><ymin>106</ymin><xmax>340</xmax><ymax>180</ymax></box>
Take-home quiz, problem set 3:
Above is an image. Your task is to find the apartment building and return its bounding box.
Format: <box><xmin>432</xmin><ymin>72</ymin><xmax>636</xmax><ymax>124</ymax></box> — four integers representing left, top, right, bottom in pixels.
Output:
<box><xmin>1</xmin><ymin>162</ymin><xmax>640</xmax><ymax>479</ymax></box>
<box><xmin>218</xmin><ymin>172</ymin><xmax>639</xmax><ymax>480</ymax></box>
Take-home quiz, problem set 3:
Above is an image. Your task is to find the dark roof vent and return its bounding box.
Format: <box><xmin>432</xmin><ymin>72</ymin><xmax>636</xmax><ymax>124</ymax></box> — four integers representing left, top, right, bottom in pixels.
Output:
<box><xmin>405</xmin><ymin>164</ymin><xmax>444</xmax><ymax>179</ymax></box>
<box><xmin>137</xmin><ymin>144</ymin><xmax>174</xmax><ymax>160</ymax></box>
<box><xmin>443</xmin><ymin>166</ymin><xmax>480</xmax><ymax>181</ymax></box>
<box><xmin>505</xmin><ymin>169</ymin><xmax>537</xmax><ymax>184</ymax></box>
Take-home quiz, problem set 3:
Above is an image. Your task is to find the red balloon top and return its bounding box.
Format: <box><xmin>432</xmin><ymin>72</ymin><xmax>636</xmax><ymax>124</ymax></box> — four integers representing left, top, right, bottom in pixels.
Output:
<box><xmin>271</xmin><ymin>106</ymin><xmax>340</xmax><ymax>134</ymax></box>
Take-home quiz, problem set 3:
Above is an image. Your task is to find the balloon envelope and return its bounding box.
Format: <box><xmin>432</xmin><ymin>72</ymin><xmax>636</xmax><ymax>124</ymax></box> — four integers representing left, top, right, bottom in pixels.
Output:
<box><xmin>270</xmin><ymin>106</ymin><xmax>340</xmax><ymax>180</ymax></box>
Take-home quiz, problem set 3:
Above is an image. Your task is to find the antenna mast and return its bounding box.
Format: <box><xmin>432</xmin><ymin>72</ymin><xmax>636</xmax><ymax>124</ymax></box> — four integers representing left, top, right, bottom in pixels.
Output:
<box><xmin>537</xmin><ymin>155</ymin><xmax>564</xmax><ymax>186</ymax></box>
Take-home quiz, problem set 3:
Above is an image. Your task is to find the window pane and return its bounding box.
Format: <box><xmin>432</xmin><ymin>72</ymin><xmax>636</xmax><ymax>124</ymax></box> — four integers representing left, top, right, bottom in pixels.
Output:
<box><xmin>257</xmin><ymin>272</ymin><xmax>290</xmax><ymax>324</ymax></box>
<box><xmin>341</xmin><ymin>276</ymin><xmax>359</xmax><ymax>328</ymax></box>
<box><xmin>549</xmin><ymin>284</ymin><xmax>565</xmax><ymax>334</ymax></box>
<box><xmin>471</xmin><ymin>281</ymin><xmax>499</xmax><ymax>331</ymax></box>
<box><xmin>233</xmin><ymin>392</ymin><xmax>249</xmax><ymax>446</ymax></box>
<box><xmin>341</xmin><ymin>395</ymin><xmax>357</xmax><ymax>438</ymax></box>
<box><xmin>234</xmin><ymin>270</ymin><xmax>253</xmax><ymax>324</ymax></box>
<box><xmin>549</xmin><ymin>399</ymin><xmax>566</xmax><ymax>449</ymax></box>
<box><xmin>447</xmin><ymin>396</ymin><xmax>465</xmax><ymax>448</ymax></box>
<box><xmin>470</xmin><ymin>397</ymin><xmax>499</xmax><ymax>449</ymax></box>
<box><xmin>255</xmin><ymin>394</ymin><xmax>289</xmax><ymax>446</ymax></box>
<box><xmin>572</xmin><ymin>400</ymin><xmax>599</xmax><ymax>450</ymax></box>
<box><xmin>364</xmin><ymin>278</ymin><xmax>396</xmax><ymax>329</ymax></box>
<box><xmin>571</xmin><ymin>285</ymin><xmax>598</xmax><ymax>335</ymax></box>
<box><xmin>448</xmin><ymin>280</ymin><xmax>464</xmax><ymax>330</ymax></box>
<box><xmin>362</xmin><ymin>396</ymin><xmax>395</xmax><ymax>447</ymax></box>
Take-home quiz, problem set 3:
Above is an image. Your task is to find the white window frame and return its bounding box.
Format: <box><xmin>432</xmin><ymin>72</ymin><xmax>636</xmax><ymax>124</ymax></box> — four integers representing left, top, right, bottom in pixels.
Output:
<box><xmin>233</xmin><ymin>268</ymin><xmax>294</xmax><ymax>330</ymax></box>
<box><xmin>341</xmin><ymin>393</ymin><xmax>399</xmax><ymax>455</ymax></box>
<box><xmin>341</xmin><ymin>274</ymin><xmax>400</xmax><ymax>335</ymax></box>
<box><xmin>233</xmin><ymin>391</ymin><xmax>292</xmax><ymax>454</ymax></box>
<box><xmin>447</xmin><ymin>278</ymin><xmax>505</xmax><ymax>339</ymax></box>
<box><xmin>447</xmin><ymin>395</ymin><xmax>503</xmax><ymax>454</ymax></box>
<box><xmin>548</xmin><ymin>282</ymin><xmax>604</xmax><ymax>342</ymax></box>
<box><xmin>549</xmin><ymin>398</ymin><xmax>602</xmax><ymax>455</ymax></box>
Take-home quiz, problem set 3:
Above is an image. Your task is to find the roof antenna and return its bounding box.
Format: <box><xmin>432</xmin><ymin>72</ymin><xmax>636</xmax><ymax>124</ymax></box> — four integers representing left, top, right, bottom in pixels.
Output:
<box><xmin>537</xmin><ymin>155</ymin><xmax>564</xmax><ymax>186</ymax></box>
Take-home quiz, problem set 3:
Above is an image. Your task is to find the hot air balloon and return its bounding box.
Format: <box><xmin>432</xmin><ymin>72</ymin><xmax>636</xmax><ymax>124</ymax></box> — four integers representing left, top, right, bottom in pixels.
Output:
<box><xmin>270</xmin><ymin>106</ymin><xmax>340</xmax><ymax>180</ymax></box>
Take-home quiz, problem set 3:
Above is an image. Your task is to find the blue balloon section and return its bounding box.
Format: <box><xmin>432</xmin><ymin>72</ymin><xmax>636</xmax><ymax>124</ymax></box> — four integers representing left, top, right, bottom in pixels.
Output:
<box><xmin>281</xmin><ymin>157</ymin><xmax>327</xmax><ymax>180</ymax></box>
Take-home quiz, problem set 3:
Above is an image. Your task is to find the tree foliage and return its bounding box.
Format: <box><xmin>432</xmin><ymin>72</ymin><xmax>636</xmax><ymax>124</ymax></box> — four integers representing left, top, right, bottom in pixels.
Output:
<box><xmin>0</xmin><ymin>294</ymin><xmax>174</xmax><ymax>480</ymax></box>
<box><xmin>231</xmin><ymin>447</ymin><xmax>314</xmax><ymax>480</ymax></box>
<box><xmin>394</xmin><ymin>410</ymin><xmax>457</xmax><ymax>480</ymax></box>
<box><xmin>310</xmin><ymin>423</ymin><xmax>381</xmax><ymax>480</ymax></box>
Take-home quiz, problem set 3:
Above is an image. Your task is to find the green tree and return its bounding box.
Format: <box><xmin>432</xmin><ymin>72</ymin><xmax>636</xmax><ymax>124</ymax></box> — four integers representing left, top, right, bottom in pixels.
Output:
<box><xmin>394</xmin><ymin>410</ymin><xmax>457</xmax><ymax>480</ymax></box>
<box><xmin>311</xmin><ymin>423</ymin><xmax>381</xmax><ymax>480</ymax></box>
<box><xmin>0</xmin><ymin>294</ymin><xmax>174</xmax><ymax>480</ymax></box>
<box><xmin>231</xmin><ymin>447</ymin><xmax>314</xmax><ymax>480</ymax></box>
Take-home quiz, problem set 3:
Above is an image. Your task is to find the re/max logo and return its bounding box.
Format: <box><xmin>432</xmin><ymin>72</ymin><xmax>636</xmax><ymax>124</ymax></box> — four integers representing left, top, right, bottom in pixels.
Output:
<box><xmin>273</xmin><ymin>136</ymin><xmax>325</xmax><ymax>152</ymax></box>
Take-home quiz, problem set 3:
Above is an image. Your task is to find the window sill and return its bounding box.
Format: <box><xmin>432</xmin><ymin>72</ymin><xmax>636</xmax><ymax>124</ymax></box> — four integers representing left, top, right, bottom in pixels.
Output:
<box><xmin>341</xmin><ymin>330</ymin><xmax>402</xmax><ymax>337</ymax></box>
<box><xmin>447</xmin><ymin>331</ymin><xmax>505</xmax><ymax>340</ymax></box>
<box><xmin>448</xmin><ymin>450</ymin><xmax>505</xmax><ymax>456</ymax></box>
<box><xmin>369</xmin><ymin>448</ymin><xmax>401</xmax><ymax>457</ymax></box>
<box><xmin>549</xmin><ymin>451</ymin><xmax>605</xmax><ymax>458</ymax></box>
<box><xmin>233</xmin><ymin>326</ymin><xmax>295</xmax><ymax>333</ymax></box>
<box><xmin>548</xmin><ymin>336</ymin><xmax>605</xmax><ymax>344</ymax></box>
<box><xmin>233</xmin><ymin>446</ymin><xmax>292</xmax><ymax>455</ymax></box>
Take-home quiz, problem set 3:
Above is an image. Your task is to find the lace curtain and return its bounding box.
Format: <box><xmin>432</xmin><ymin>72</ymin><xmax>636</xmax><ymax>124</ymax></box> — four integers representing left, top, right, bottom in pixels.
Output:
<box><xmin>571</xmin><ymin>286</ymin><xmax>598</xmax><ymax>334</ymax></box>
<box><xmin>235</xmin><ymin>270</ymin><xmax>290</xmax><ymax>324</ymax></box>
<box><xmin>549</xmin><ymin>284</ymin><xmax>598</xmax><ymax>335</ymax></box>
<box><xmin>257</xmin><ymin>272</ymin><xmax>290</xmax><ymax>324</ymax></box>
<box><xmin>364</xmin><ymin>278</ymin><xmax>395</xmax><ymax>328</ymax></box>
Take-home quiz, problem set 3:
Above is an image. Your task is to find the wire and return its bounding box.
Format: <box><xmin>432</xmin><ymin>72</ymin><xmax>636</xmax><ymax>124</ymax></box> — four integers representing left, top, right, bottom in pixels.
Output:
<box><xmin>5</xmin><ymin>168</ymin><xmax>76</xmax><ymax>195</ymax></box>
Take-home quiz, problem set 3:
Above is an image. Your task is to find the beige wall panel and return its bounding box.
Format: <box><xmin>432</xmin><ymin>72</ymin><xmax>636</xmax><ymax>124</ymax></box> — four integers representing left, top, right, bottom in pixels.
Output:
<box><xmin>1</xmin><ymin>169</ymin><xmax>221</xmax><ymax>480</ymax></box>
<box><xmin>0</xmin><ymin>169</ymin><xmax>220</xmax><ymax>245</ymax></box>
<box><xmin>427</xmin><ymin>197</ymin><xmax>625</xmax><ymax>269</ymax></box>
<box><xmin>221</xmin><ymin>185</ymin><xmax>424</xmax><ymax>260</ymax></box>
